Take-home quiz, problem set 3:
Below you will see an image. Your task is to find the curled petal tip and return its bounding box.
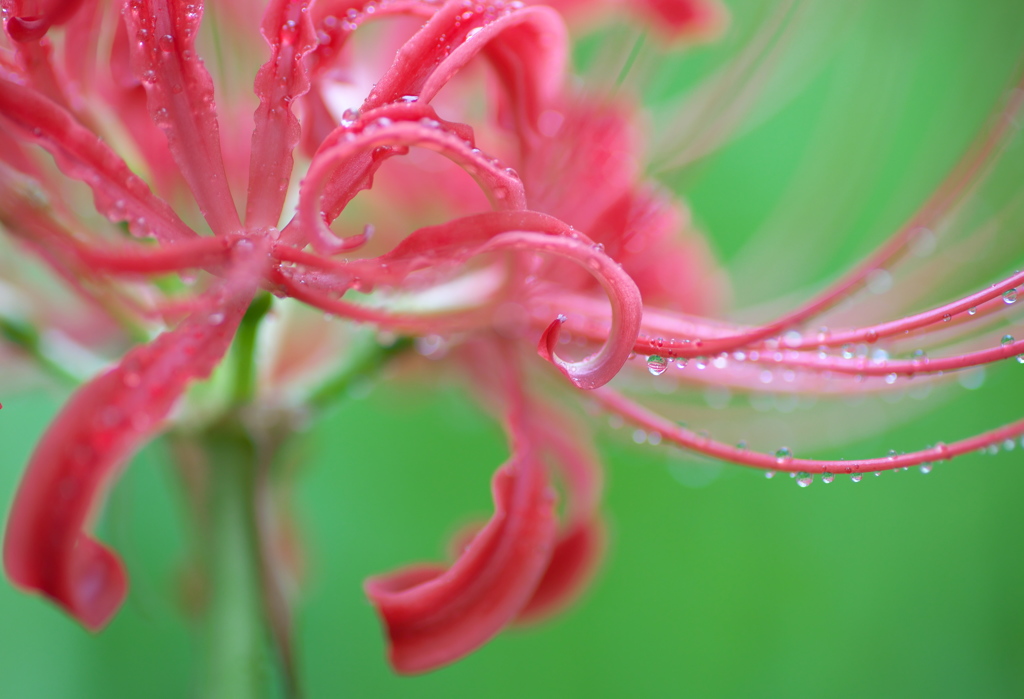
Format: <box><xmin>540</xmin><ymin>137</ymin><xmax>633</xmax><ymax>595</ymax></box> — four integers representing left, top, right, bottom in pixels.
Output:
<box><xmin>6</xmin><ymin>16</ymin><xmax>50</xmax><ymax>42</ymax></box>
<box><xmin>67</xmin><ymin>539</ymin><xmax>127</xmax><ymax>632</ymax></box>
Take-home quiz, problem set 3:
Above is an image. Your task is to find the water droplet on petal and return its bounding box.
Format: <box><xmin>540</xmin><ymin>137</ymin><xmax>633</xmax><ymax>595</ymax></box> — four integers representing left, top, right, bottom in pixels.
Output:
<box><xmin>646</xmin><ymin>355</ymin><xmax>668</xmax><ymax>376</ymax></box>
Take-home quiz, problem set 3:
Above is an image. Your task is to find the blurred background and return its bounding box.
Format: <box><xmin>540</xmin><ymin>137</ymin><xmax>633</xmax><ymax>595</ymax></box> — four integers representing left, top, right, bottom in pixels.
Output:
<box><xmin>2</xmin><ymin>0</ymin><xmax>1024</xmax><ymax>696</ymax></box>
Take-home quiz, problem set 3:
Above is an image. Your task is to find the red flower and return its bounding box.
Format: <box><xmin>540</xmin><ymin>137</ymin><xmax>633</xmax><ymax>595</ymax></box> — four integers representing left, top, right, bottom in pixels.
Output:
<box><xmin>1</xmin><ymin>0</ymin><xmax>1022</xmax><ymax>678</ymax></box>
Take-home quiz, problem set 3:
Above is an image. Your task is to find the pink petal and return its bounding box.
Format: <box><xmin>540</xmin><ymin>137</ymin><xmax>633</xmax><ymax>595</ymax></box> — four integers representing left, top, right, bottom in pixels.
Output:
<box><xmin>515</xmin><ymin>519</ymin><xmax>602</xmax><ymax>623</ymax></box>
<box><xmin>0</xmin><ymin>74</ymin><xmax>197</xmax><ymax>243</ymax></box>
<box><xmin>3</xmin><ymin>244</ymin><xmax>266</xmax><ymax>629</ymax></box>
<box><xmin>3</xmin><ymin>0</ymin><xmax>87</xmax><ymax>42</ymax></box>
<box><xmin>245</xmin><ymin>0</ymin><xmax>317</xmax><ymax>229</ymax></box>
<box><xmin>639</xmin><ymin>0</ymin><xmax>728</xmax><ymax>42</ymax></box>
<box><xmin>364</xmin><ymin>441</ymin><xmax>557</xmax><ymax>674</ymax></box>
<box><xmin>516</xmin><ymin>412</ymin><xmax>604</xmax><ymax>623</ymax></box>
<box><xmin>292</xmin><ymin>107</ymin><xmax>525</xmax><ymax>254</ymax></box>
<box><xmin>123</xmin><ymin>0</ymin><xmax>241</xmax><ymax>236</ymax></box>
<box><xmin>361</xmin><ymin>0</ymin><xmax>566</xmax><ymax>143</ymax></box>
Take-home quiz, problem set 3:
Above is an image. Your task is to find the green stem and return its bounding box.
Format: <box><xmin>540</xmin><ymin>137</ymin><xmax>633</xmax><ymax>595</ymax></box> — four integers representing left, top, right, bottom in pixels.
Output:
<box><xmin>200</xmin><ymin>427</ymin><xmax>273</xmax><ymax>699</ymax></box>
<box><xmin>0</xmin><ymin>315</ymin><xmax>81</xmax><ymax>385</ymax></box>
<box><xmin>308</xmin><ymin>331</ymin><xmax>413</xmax><ymax>414</ymax></box>
<box><xmin>231</xmin><ymin>292</ymin><xmax>273</xmax><ymax>405</ymax></box>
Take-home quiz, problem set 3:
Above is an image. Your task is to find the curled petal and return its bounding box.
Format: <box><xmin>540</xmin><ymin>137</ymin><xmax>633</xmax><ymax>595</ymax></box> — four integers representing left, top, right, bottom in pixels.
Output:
<box><xmin>481</xmin><ymin>232</ymin><xmax>641</xmax><ymax>390</ymax></box>
<box><xmin>516</xmin><ymin>412</ymin><xmax>604</xmax><ymax>623</ymax></box>
<box><xmin>3</xmin><ymin>0</ymin><xmax>87</xmax><ymax>42</ymax></box>
<box><xmin>294</xmin><ymin>113</ymin><xmax>525</xmax><ymax>254</ymax></box>
<box><xmin>516</xmin><ymin>519</ymin><xmax>602</xmax><ymax>623</ymax></box>
<box><xmin>365</xmin><ymin>445</ymin><xmax>557</xmax><ymax>674</ymax></box>
<box><xmin>3</xmin><ymin>244</ymin><xmax>266</xmax><ymax>629</ymax></box>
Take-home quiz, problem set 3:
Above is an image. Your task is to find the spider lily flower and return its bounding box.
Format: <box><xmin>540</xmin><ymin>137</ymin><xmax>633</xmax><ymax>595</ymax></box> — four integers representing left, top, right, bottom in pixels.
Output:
<box><xmin>0</xmin><ymin>0</ymin><xmax>1022</xmax><ymax>685</ymax></box>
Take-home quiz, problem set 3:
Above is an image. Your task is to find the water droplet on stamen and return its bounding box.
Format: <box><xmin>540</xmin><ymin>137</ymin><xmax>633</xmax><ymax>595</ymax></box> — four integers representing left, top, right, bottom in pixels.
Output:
<box><xmin>851</xmin><ymin>473</ymin><xmax>863</xmax><ymax>483</ymax></box>
<box><xmin>1004</xmin><ymin>288</ymin><xmax>1018</xmax><ymax>304</ymax></box>
<box><xmin>775</xmin><ymin>447</ymin><xmax>793</xmax><ymax>464</ymax></box>
<box><xmin>1001</xmin><ymin>334</ymin><xmax>1015</xmax><ymax>347</ymax></box>
<box><xmin>822</xmin><ymin>472</ymin><xmax>834</xmax><ymax>484</ymax></box>
<box><xmin>765</xmin><ymin>470</ymin><xmax>775</xmax><ymax>479</ymax></box>
<box><xmin>920</xmin><ymin>463</ymin><xmax>933</xmax><ymax>474</ymax></box>
<box><xmin>796</xmin><ymin>472</ymin><xmax>813</xmax><ymax>487</ymax></box>
<box><xmin>968</xmin><ymin>307</ymin><xmax>977</xmax><ymax>315</ymax></box>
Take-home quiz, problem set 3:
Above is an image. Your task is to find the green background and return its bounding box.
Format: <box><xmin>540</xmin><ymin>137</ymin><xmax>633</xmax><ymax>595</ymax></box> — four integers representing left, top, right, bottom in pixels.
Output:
<box><xmin>2</xmin><ymin>0</ymin><xmax>1024</xmax><ymax>697</ymax></box>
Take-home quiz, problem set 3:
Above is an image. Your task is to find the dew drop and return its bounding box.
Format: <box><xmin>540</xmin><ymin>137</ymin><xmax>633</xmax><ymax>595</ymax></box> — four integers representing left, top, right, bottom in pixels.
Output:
<box><xmin>675</xmin><ymin>358</ymin><xmax>688</xmax><ymax>369</ymax></box>
<box><xmin>782</xmin><ymin>330</ymin><xmax>802</xmax><ymax>347</ymax></box>
<box><xmin>841</xmin><ymin>344</ymin><xmax>855</xmax><ymax>359</ymax></box>
<box><xmin>887</xmin><ymin>449</ymin><xmax>898</xmax><ymax>461</ymax></box>
<box><xmin>885</xmin><ymin>373</ymin><xmax>898</xmax><ymax>384</ymax></box>
<box><xmin>765</xmin><ymin>470</ymin><xmax>775</xmax><ymax>479</ymax></box>
<box><xmin>822</xmin><ymin>472</ymin><xmax>835</xmax><ymax>484</ymax></box>
<box><xmin>694</xmin><ymin>357</ymin><xmax>707</xmax><ymax>370</ymax></box>
<box><xmin>646</xmin><ymin>355</ymin><xmax>668</xmax><ymax>376</ymax></box>
<box><xmin>1004</xmin><ymin>288</ymin><xmax>1018</xmax><ymax>304</ymax></box>
<box><xmin>942</xmin><ymin>313</ymin><xmax>951</xmax><ymax>322</ymax></box>
<box><xmin>796</xmin><ymin>472</ymin><xmax>813</xmax><ymax>487</ymax></box>
<box><xmin>968</xmin><ymin>307</ymin><xmax>977</xmax><ymax>315</ymax></box>
<box><xmin>775</xmin><ymin>447</ymin><xmax>793</xmax><ymax>464</ymax></box>
<box><xmin>1001</xmin><ymin>334</ymin><xmax>1015</xmax><ymax>347</ymax></box>
<box><xmin>851</xmin><ymin>473</ymin><xmax>863</xmax><ymax>483</ymax></box>
<box><xmin>919</xmin><ymin>463</ymin><xmax>933</xmax><ymax>474</ymax></box>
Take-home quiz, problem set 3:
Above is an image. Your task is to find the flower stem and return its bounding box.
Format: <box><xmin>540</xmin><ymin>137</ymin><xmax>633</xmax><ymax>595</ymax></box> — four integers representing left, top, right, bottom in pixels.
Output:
<box><xmin>199</xmin><ymin>426</ymin><xmax>274</xmax><ymax>699</ymax></box>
